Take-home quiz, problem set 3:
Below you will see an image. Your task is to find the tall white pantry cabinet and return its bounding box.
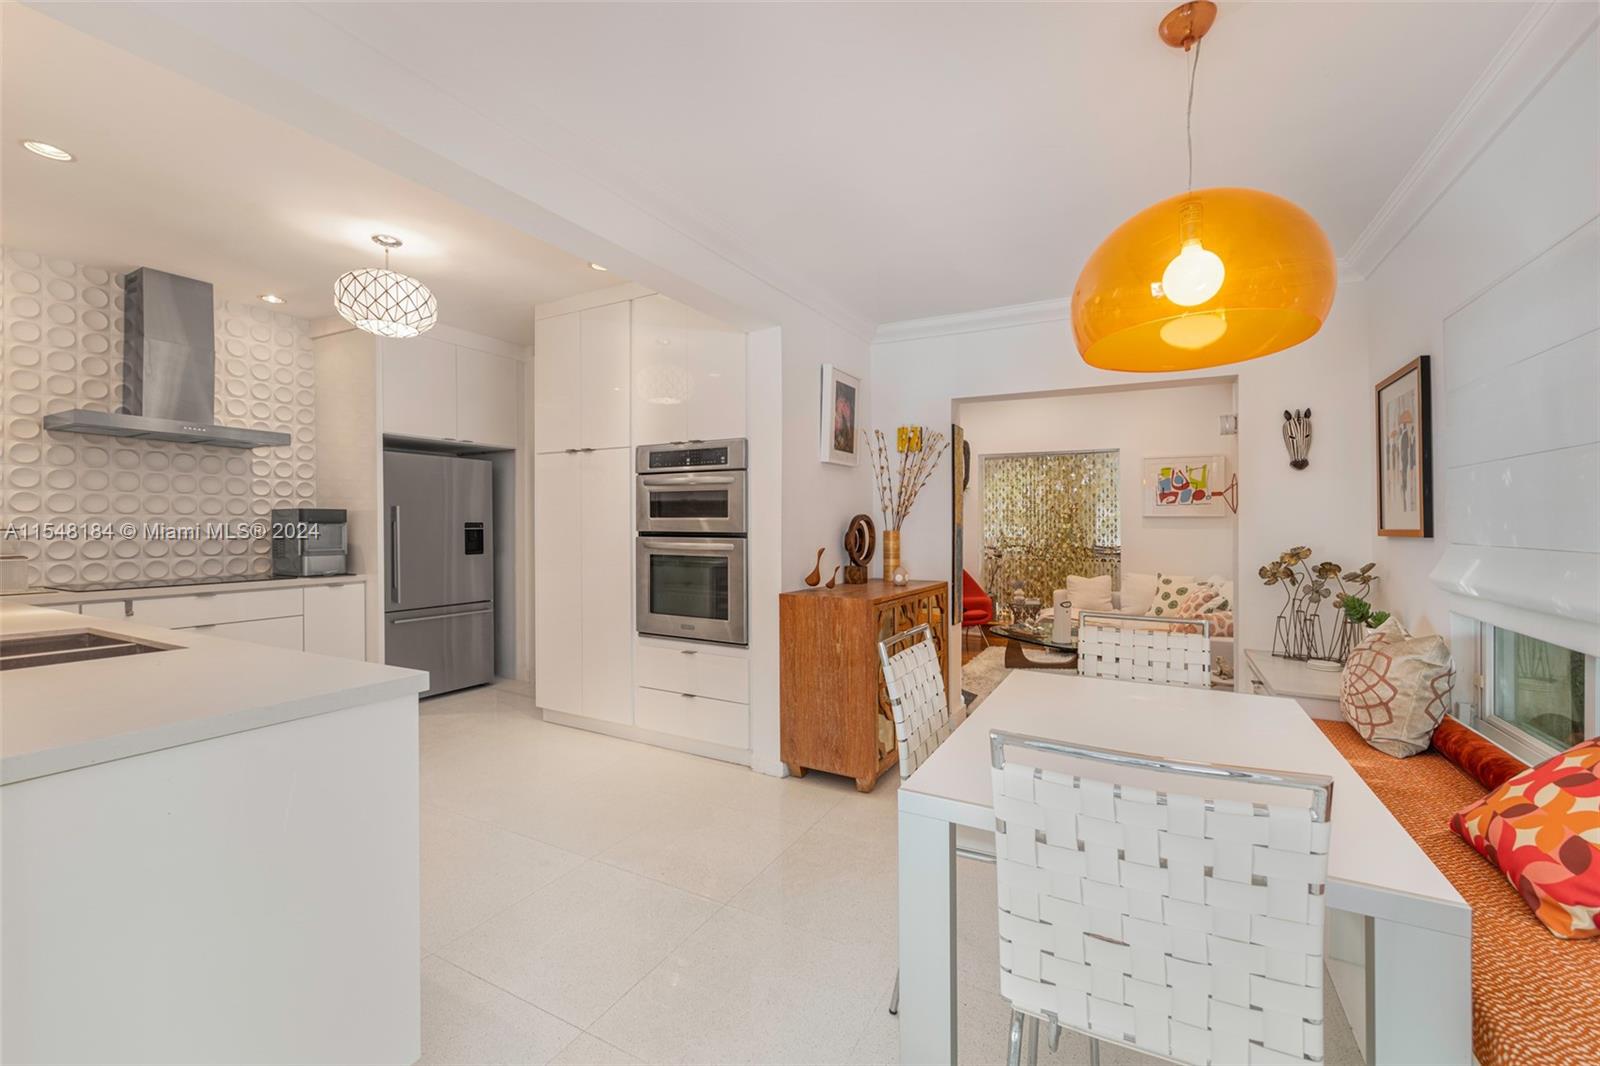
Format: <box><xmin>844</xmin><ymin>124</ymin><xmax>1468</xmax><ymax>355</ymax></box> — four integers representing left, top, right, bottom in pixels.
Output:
<box><xmin>533</xmin><ymin>302</ymin><xmax>634</xmax><ymax>725</ymax></box>
<box><xmin>533</xmin><ymin>293</ymin><xmax>745</xmax><ymax>738</ymax></box>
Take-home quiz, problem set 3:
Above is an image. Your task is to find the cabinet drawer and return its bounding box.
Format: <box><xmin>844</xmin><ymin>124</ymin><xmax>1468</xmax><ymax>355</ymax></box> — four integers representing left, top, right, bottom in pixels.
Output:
<box><xmin>80</xmin><ymin>587</ymin><xmax>304</xmax><ymax>630</ymax></box>
<box><xmin>181</xmin><ymin>615</ymin><xmax>304</xmax><ymax>651</ymax></box>
<box><xmin>303</xmin><ymin>583</ymin><xmax>367</xmax><ymax>660</ymax></box>
<box><xmin>634</xmin><ymin>685</ymin><xmax>749</xmax><ymax>750</ymax></box>
<box><xmin>635</xmin><ymin>641</ymin><xmax>748</xmax><ymax>703</ymax></box>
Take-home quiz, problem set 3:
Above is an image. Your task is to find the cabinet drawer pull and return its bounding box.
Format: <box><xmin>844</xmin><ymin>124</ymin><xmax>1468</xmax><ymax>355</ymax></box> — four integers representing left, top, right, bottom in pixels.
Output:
<box><xmin>681</xmin><ymin>692</ymin><xmax>697</xmax><ymax>700</ymax></box>
<box><xmin>681</xmin><ymin>649</ymin><xmax>698</xmax><ymax>656</ymax></box>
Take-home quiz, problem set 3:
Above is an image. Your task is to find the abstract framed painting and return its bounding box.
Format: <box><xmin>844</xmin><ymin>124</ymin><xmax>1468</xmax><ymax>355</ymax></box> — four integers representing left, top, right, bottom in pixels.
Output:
<box><xmin>1142</xmin><ymin>455</ymin><xmax>1229</xmax><ymax>517</ymax></box>
<box><xmin>819</xmin><ymin>364</ymin><xmax>859</xmax><ymax>466</ymax></box>
<box><xmin>1376</xmin><ymin>354</ymin><xmax>1433</xmax><ymax>537</ymax></box>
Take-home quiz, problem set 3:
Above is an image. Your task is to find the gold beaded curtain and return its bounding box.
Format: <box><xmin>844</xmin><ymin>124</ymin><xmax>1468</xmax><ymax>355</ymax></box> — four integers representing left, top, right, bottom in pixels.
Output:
<box><xmin>981</xmin><ymin>451</ymin><xmax>1120</xmax><ymax>604</ymax></box>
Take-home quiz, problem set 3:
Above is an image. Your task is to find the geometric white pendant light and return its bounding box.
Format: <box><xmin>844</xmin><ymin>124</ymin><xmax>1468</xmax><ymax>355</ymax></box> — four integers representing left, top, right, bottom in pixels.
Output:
<box><xmin>334</xmin><ymin>234</ymin><xmax>438</xmax><ymax>338</ymax></box>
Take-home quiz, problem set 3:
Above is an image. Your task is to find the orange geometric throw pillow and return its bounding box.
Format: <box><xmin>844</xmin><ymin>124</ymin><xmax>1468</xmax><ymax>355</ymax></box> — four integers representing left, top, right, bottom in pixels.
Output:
<box><xmin>1450</xmin><ymin>738</ymin><xmax>1600</xmax><ymax>939</ymax></box>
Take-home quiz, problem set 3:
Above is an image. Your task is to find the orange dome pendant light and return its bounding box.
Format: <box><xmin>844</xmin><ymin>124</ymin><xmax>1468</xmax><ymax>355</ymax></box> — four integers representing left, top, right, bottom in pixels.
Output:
<box><xmin>1072</xmin><ymin>2</ymin><xmax>1336</xmax><ymax>372</ymax></box>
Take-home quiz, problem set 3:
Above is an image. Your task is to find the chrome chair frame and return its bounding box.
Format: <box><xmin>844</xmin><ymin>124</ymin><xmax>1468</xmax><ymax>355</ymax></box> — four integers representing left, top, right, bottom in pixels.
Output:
<box><xmin>1076</xmin><ymin>611</ymin><xmax>1213</xmax><ymax>689</ymax></box>
<box><xmin>879</xmin><ymin>624</ymin><xmax>996</xmax><ymax>1016</ymax></box>
<box><xmin>989</xmin><ymin>729</ymin><xmax>1334</xmax><ymax>1066</ymax></box>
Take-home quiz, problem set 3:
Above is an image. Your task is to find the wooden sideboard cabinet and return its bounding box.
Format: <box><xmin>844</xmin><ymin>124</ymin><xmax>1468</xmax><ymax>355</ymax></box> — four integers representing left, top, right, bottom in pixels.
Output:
<box><xmin>779</xmin><ymin>579</ymin><xmax>948</xmax><ymax>792</ymax></box>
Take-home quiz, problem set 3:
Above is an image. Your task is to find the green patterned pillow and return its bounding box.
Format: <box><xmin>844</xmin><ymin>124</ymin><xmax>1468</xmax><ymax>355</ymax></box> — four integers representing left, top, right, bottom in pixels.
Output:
<box><xmin>1150</xmin><ymin>573</ymin><xmax>1198</xmax><ymax>616</ymax></box>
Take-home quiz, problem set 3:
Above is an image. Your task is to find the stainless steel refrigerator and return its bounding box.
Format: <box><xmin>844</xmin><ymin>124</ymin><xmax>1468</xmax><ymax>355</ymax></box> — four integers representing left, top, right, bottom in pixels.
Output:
<box><xmin>383</xmin><ymin>450</ymin><xmax>494</xmax><ymax>697</ymax></box>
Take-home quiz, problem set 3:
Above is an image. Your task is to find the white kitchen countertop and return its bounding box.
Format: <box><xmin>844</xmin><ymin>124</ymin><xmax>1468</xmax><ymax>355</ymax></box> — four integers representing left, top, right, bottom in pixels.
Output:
<box><xmin>7</xmin><ymin>572</ymin><xmax>366</xmax><ymax>609</ymax></box>
<box><xmin>0</xmin><ymin>601</ymin><xmax>426</xmax><ymax>786</ymax></box>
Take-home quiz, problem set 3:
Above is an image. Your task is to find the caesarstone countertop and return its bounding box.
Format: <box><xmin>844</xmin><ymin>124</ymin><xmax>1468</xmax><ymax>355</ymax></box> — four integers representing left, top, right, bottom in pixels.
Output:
<box><xmin>8</xmin><ymin>572</ymin><xmax>366</xmax><ymax>609</ymax></box>
<box><xmin>0</xmin><ymin>601</ymin><xmax>426</xmax><ymax>786</ymax></box>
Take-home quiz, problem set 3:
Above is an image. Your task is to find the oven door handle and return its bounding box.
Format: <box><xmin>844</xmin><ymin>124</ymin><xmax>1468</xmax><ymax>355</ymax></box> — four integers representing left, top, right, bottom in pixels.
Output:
<box><xmin>640</xmin><ymin>474</ymin><xmax>738</xmax><ymax>487</ymax></box>
<box><xmin>640</xmin><ymin>539</ymin><xmax>739</xmax><ymax>554</ymax></box>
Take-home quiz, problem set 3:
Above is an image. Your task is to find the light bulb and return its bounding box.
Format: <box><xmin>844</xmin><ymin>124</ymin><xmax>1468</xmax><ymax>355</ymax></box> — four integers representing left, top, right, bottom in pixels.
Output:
<box><xmin>1161</xmin><ymin>239</ymin><xmax>1225</xmax><ymax>306</ymax></box>
<box><xmin>1160</xmin><ymin>311</ymin><xmax>1227</xmax><ymax>350</ymax></box>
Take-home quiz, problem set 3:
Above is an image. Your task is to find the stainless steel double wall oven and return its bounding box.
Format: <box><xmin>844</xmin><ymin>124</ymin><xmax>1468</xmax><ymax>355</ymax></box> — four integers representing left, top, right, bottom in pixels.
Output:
<box><xmin>635</xmin><ymin>439</ymin><xmax>747</xmax><ymax>645</ymax></box>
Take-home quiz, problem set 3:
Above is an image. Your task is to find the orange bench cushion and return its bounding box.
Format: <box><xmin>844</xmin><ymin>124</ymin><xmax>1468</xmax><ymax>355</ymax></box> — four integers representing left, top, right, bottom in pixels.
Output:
<box><xmin>1315</xmin><ymin>720</ymin><xmax>1600</xmax><ymax>1066</ymax></box>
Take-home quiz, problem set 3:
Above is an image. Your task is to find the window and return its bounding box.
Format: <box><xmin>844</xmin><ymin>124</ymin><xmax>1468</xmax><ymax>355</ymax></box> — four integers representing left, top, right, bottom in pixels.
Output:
<box><xmin>1469</xmin><ymin>624</ymin><xmax>1597</xmax><ymax>762</ymax></box>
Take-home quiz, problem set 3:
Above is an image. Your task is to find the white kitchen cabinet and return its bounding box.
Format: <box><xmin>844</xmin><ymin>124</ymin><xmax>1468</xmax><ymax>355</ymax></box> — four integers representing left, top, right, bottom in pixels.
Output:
<box><xmin>381</xmin><ymin>335</ymin><xmax>457</xmax><ymax>441</ymax></box>
<box><xmin>635</xmin><ymin>638</ymin><xmax>749</xmax><ymax>704</ymax></box>
<box><xmin>455</xmin><ymin>346</ymin><xmax>521</xmax><ymax>448</ymax></box>
<box><xmin>534</xmin><ymin>447</ymin><xmax>633</xmax><ymax>725</ymax></box>
<box><xmin>184</xmin><ymin>615</ymin><xmax>304</xmax><ymax>651</ymax></box>
<box><xmin>533</xmin><ymin>313</ymin><xmax>580</xmax><ymax>453</ymax></box>
<box><xmin>382</xmin><ymin>337</ymin><xmax>524</xmax><ymax>447</ymax></box>
<box><xmin>581</xmin><ymin>302</ymin><xmax>631</xmax><ymax>450</ymax></box>
<box><xmin>630</xmin><ymin>294</ymin><xmax>744</xmax><ymax>446</ymax></box>
<box><xmin>534</xmin><ymin>451</ymin><xmax>584</xmax><ymax>717</ymax></box>
<box><xmin>533</xmin><ymin>302</ymin><xmax>630</xmax><ymax>453</ymax></box>
<box><xmin>78</xmin><ymin>581</ymin><xmax>367</xmax><ymax>658</ymax></box>
<box><xmin>633</xmin><ymin>686</ymin><xmax>749</xmax><ymax>750</ymax></box>
<box><xmin>578</xmin><ymin>448</ymin><xmax>633</xmax><ymax>723</ymax></box>
<box><xmin>80</xmin><ymin>587</ymin><xmax>303</xmax><ymax>629</ymax></box>
<box><xmin>303</xmin><ymin>583</ymin><xmax>368</xmax><ymax>660</ymax></box>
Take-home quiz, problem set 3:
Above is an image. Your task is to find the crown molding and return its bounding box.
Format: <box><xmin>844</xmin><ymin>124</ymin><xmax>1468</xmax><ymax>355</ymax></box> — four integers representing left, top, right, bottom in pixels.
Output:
<box><xmin>874</xmin><ymin>298</ymin><xmax>1072</xmax><ymax>345</ymax></box>
<box><xmin>1344</xmin><ymin>2</ymin><xmax>1599</xmax><ymax>279</ymax></box>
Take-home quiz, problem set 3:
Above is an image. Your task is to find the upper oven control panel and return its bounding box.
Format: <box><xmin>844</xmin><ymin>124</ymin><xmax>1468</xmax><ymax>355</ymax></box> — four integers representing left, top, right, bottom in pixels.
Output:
<box><xmin>636</xmin><ymin>438</ymin><xmax>747</xmax><ymax>474</ymax></box>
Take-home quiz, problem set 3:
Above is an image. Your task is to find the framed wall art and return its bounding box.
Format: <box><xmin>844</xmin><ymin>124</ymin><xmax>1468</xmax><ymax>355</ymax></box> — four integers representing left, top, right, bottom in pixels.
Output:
<box><xmin>1141</xmin><ymin>455</ymin><xmax>1229</xmax><ymax>517</ymax></box>
<box><xmin>819</xmin><ymin>364</ymin><xmax>859</xmax><ymax>466</ymax></box>
<box><xmin>1375</xmin><ymin>354</ymin><xmax>1433</xmax><ymax>537</ymax></box>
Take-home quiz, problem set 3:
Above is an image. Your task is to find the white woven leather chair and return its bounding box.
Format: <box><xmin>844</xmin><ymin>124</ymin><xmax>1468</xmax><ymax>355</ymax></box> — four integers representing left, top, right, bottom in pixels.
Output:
<box><xmin>878</xmin><ymin>624</ymin><xmax>993</xmax><ymax>1016</ymax></box>
<box><xmin>1077</xmin><ymin>611</ymin><xmax>1212</xmax><ymax>689</ymax></box>
<box><xmin>989</xmin><ymin>729</ymin><xmax>1334</xmax><ymax>1066</ymax></box>
<box><xmin>880</xmin><ymin>624</ymin><xmax>953</xmax><ymax>776</ymax></box>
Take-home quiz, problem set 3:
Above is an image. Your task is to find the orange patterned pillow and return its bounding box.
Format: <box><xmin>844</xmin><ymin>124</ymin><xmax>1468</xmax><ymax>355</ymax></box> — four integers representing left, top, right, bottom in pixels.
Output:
<box><xmin>1450</xmin><ymin>738</ymin><xmax>1600</xmax><ymax>939</ymax></box>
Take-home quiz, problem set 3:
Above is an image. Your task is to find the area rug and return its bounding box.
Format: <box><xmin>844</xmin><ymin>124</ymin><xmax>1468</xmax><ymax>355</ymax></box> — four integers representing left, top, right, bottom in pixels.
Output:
<box><xmin>960</xmin><ymin>647</ymin><xmax>1011</xmax><ymax>711</ymax></box>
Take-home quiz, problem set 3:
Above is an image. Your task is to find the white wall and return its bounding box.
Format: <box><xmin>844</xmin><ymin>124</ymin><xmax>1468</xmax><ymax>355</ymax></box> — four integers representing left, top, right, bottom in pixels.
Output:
<box><xmin>871</xmin><ymin>286</ymin><xmax>1375</xmax><ymax>669</ymax></box>
<box><xmin>958</xmin><ymin>381</ymin><xmax>1239</xmax><ymax>588</ymax></box>
<box><xmin>1364</xmin><ymin>24</ymin><xmax>1600</xmax><ymax>645</ymax></box>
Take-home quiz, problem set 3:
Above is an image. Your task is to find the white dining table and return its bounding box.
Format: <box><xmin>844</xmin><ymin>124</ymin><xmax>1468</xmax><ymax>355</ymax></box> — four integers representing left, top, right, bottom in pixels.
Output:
<box><xmin>897</xmin><ymin>671</ymin><xmax>1472</xmax><ymax>1066</ymax></box>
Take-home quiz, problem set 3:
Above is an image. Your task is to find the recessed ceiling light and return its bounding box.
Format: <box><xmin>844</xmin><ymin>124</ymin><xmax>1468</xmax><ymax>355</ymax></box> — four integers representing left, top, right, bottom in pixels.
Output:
<box><xmin>589</xmin><ymin>262</ymin><xmax>608</xmax><ymax>271</ymax></box>
<box><xmin>22</xmin><ymin>140</ymin><xmax>74</xmax><ymax>162</ymax></box>
<box><xmin>259</xmin><ymin>293</ymin><xmax>286</xmax><ymax>305</ymax></box>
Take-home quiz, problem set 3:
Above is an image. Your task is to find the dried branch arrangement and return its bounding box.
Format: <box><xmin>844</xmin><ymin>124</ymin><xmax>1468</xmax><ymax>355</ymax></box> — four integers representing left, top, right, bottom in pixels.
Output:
<box><xmin>866</xmin><ymin>426</ymin><xmax>948</xmax><ymax>531</ymax></box>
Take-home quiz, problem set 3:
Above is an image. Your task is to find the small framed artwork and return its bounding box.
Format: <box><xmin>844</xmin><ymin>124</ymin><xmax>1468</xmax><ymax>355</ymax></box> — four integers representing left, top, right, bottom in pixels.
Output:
<box><xmin>1375</xmin><ymin>354</ymin><xmax>1433</xmax><ymax>537</ymax></box>
<box><xmin>819</xmin><ymin>364</ymin><xmax>859</xmax><ymax>466</ymax></box>
<box><xmin>1142</xmin><ymin>455</ymin><xmax>1229</xmax><ymax>517</ymax></box>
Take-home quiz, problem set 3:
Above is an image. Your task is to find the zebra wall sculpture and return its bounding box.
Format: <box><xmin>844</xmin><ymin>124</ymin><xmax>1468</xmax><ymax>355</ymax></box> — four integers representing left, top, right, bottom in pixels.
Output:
<box><xmin>1283</xmin><ymin>408</ymin><xmax>1312</xmax><ymax>469</ymax></box>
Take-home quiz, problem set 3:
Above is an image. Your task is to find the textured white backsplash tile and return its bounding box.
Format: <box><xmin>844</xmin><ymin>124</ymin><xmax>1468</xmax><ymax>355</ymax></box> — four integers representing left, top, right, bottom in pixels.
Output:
<box><xmin>1</xmin><ymin>248</ymin><xmax>317</xmax><ymax>586</ymax></box>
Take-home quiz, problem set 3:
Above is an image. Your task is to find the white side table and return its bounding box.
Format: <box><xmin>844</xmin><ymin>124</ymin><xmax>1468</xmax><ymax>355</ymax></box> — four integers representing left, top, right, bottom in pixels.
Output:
<box><xmin>1243</xmin><ymin>647</ymin><xmax>1342</xmax><ymax>719</ymax></box>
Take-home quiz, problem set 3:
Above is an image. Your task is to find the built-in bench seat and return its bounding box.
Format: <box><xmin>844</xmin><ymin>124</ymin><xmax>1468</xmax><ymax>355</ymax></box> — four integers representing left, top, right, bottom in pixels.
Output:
<box><xmin>1315</xmin><ymin>720</ymin><xmax>1600</xmax><ymax>1066</ymax></box>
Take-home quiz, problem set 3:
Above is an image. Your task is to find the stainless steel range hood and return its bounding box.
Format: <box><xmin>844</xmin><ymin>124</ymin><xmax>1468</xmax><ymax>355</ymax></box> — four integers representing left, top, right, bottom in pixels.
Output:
<box><xmin>43</xmin><ymin>268</ymin><xmax>291</xmax><ymax>449</ymax></box>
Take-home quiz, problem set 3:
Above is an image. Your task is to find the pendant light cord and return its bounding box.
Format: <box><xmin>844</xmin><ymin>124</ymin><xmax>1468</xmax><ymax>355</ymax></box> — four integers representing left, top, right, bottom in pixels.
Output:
<box><xmin>1186</xmin><ymin>37</ymin><xmax>1202</xmax><ymax>193</ymax></box>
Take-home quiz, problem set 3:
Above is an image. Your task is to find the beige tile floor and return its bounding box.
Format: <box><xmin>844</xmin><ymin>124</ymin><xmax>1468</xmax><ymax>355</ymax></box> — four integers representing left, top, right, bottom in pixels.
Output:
<box><xmin>419</xmin><ymin>684</ymin><xmax>1364</xmax><ymax>1066</ymax></box>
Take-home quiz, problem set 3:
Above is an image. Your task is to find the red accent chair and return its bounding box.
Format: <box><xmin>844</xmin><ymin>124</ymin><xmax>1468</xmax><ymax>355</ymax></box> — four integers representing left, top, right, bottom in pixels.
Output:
<box><xmin>961</xmin><ymin>570</ymin><xmax>994</xmax><ymax>648</ymax></box>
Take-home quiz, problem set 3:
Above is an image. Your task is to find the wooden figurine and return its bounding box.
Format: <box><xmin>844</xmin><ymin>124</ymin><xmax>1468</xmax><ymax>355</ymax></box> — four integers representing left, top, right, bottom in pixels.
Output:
<box><xmin>824</xmin><ymin>566</ymin><xmax>840</xmax><ymax>589</ymax></box>
<box><xmin>803</xmin><ymin>547</ymin><xmax>825</xmax><ymax>587</ymax></box>
<box><xmin>842</xmin><ymin>513</ymin><xmax>875</xmax><ymax>584</ymax></box>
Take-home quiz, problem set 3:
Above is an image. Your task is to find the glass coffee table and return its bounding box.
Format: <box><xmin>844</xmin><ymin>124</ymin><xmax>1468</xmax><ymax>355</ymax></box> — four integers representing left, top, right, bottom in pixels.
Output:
<box><xmin>987</xmin><ymin>621</ymin><xmax>1078</xmax><ymax>670</ymax></box>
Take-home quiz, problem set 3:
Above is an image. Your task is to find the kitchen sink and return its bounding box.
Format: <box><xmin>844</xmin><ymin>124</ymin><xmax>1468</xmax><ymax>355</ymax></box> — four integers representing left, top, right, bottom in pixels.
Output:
<box><xmin>0</xmin><ymin>630</ymin><xmax>171</xmax><ymax>671</ymax></box>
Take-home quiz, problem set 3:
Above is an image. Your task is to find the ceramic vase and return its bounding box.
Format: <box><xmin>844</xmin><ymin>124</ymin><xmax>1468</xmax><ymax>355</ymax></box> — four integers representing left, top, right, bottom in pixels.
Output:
<box><xmin>882</xmin><ymin>530</ymin><xmax>901</xmax><ymax>582</ymax></box>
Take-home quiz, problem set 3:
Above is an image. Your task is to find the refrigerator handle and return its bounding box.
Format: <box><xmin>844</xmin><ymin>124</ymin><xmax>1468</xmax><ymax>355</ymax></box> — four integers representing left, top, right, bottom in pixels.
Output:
<box><xmin>389</xmin><ymin>505</ymin><xmax>401</xmax><ymax>604</ymax></box>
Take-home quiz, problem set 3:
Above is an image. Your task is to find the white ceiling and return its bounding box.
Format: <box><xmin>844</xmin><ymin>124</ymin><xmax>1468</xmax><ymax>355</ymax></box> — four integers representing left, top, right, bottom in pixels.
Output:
<box><xmin>14</xmin><ymin>2</ymin><xmax>1535</xmax><ymax>333</ymax></box>
<box><xmin>0</xmin><ymin>5</ymin><xmax>626</xmax><ymax>344</ymax></box>
<box><xmin>291</xmin><ymin>0</ymin><xmax>1534</xmax><ymax>325</ymax></box>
